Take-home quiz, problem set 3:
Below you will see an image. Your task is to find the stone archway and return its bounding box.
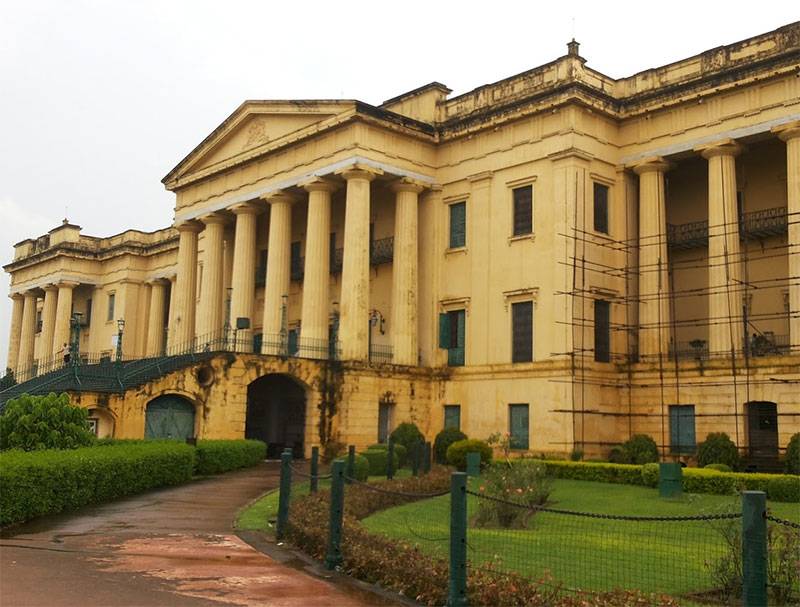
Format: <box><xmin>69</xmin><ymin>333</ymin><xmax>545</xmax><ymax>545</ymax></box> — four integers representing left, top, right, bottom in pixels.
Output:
<box><xmin>145</xmin><ymin>394</ymin><xmax>196</xmax><ymax>440</ymax></box>
<box><xmin>246</xmin><ymin>374</ymin><xmax>306</xmax><ymax>459</ymax></box>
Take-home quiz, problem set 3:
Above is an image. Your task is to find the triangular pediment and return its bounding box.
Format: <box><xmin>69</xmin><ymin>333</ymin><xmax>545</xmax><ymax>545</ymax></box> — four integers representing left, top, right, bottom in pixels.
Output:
<box><xmin>164</xmin><ymin>100</ymin><xmax>355</xmax><ymax>186</ymax></box>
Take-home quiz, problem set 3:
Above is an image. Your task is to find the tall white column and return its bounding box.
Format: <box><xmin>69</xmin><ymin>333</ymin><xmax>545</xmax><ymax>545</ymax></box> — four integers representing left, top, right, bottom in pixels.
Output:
<box><xmin>6</xmin><ymin>294</ymin><xmax>24</xmax><ymax>374</ymax></box>
<box><xmin>337</xmin><ymin>165</ymin><xmax>381</xmax><ymax>361</ymax></box>
<box><xmin>197</xmin><ymin>214</ymin><xmax>227</xmax><ymax>342</ymax></box>
<box><xmin>17</xmin><ymin>291</ymin><xmax>38</xmax><ymax>379</ymax></box>
<box><xmin>391</xmin><ymin>179</ymin><xmax>424</xmax><ymax>365</ymax></box>
<box><xmin>698</xmin><ymin>140</ymin><xmax>744</xmax><ymax>357</ymax></box>
<box><xmin>173</xmin><ymin>221</ymin><xmax>202</xmax><ymax>350</ymax></box>
<box><xmin>229</xmin><ymin>203</ymin><xmax>261</xmax><ymax>352</ymax></box>
<box><xmin>774</xmin><ymin>122</ymin><xmax>800</xmax><ymax>352</ymax></box>
<box><xmin>38</xmin><ymin>285</ymin><xmax>58</xmax><ymax>370</ymax></box>
<box><xmin>633</xmin><ymin>158</ymin><xmax>671</xmax><ymax>359</ymax></box>
<box><xmin>299</xmin><ymin>178</ymin><xmax>337</xmax><ymax>358</ymax></box>
<box><xmin>261</xmin><ymin>192</ymin><xmax>295</xmax><ymax>354</ymax></box>
<box><xmin>146</xmin><ymin>279</ymin><xmax>168</xmax><ymax>356</ymax></box>
<box><xmin>52</xmin><ymin>281</ymin><xmax>78</xmax><ymax>359</ymax></box>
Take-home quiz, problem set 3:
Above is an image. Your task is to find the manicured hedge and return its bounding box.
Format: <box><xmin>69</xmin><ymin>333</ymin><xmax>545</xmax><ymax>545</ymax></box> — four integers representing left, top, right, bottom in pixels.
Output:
<box><xmin>360</xmin><ymin>448</ymin><xmax>399</xmax><ymax>476</ymax></box>
<box><xmin>0</xmin><ymin>442</ymin><xmax>195</xmax><ymax>526</ymax></box>
<box><xmin>194</xmin><ymin>440</ymin><xmax>266</xmax><ymax>475</ymax></box>
<box><xmin>531</xmin><ymin>459</ymin><xmax>800</xmax><ymax>502</ymax></box>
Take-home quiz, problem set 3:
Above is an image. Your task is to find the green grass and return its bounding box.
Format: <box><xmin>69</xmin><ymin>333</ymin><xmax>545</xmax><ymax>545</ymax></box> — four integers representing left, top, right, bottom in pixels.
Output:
<box><xmin>361</xmin><ymin>479</ymin><xmax>800</xmax><ymax>599</ymax></box>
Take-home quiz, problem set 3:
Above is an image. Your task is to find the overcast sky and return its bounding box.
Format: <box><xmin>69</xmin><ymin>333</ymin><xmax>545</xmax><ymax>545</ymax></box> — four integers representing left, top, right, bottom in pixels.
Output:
<box><xmin>1</xmin><ymin>0</ymin><xmax>798</xmax><ymax>370</ymax></box>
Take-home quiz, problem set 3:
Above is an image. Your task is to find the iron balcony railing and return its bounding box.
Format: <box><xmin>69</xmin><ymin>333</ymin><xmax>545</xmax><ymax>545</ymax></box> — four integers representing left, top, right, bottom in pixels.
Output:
<box><xmin>368</xmin><ymin>343</ymin><xmax>393</xmax><ymax>364</ymax></box>
<box><xmin>667</xmin><ymin>206</ymin><xmax>788</xmax><ymax>250</ymax></box>
<box><xmin>667</xmin><ymin>333</ymin><xmax>790</xmax><ymax>361</ymax></box>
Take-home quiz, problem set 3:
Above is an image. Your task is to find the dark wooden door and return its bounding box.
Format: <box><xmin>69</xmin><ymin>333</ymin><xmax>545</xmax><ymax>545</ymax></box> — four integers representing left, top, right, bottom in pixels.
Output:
<box><xmin>747</xmin><ymin>401</ymin><xmax>778</xmax><ymax>459</ymax></box>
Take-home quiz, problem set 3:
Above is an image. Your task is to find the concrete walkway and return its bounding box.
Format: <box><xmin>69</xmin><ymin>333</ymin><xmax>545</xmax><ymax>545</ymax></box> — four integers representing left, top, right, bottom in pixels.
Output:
<box><xmin>0</xmin><ymin>463</ymin><xmax>394</xmax><ymax>607</ymax></box>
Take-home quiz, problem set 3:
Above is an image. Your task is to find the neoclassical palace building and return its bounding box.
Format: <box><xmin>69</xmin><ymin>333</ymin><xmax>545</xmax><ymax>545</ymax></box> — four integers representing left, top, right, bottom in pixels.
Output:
<box><xmin>3</xmin><ymin>23</ymin><xmax>799</xmax><ymax>463</ymax></box>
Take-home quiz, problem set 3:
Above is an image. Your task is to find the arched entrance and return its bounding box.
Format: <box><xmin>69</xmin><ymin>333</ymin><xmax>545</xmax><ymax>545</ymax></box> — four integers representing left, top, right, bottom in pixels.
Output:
<box><xmin>246</xmin><ymin>374</ymin><xmax>306</xmax><ymax>458</ymax></box>
<box><xmin>145</xmin><ymin>394</ymin><xmax>196</xmax><ymax>440</ymax></box>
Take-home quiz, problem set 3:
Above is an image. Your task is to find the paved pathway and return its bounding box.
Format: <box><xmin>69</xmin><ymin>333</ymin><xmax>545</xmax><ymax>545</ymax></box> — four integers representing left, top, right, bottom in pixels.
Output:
<box><xmin>0</xmin><ymin>463</ymin><xmax>391</xmax><ymax>606</ymax></box>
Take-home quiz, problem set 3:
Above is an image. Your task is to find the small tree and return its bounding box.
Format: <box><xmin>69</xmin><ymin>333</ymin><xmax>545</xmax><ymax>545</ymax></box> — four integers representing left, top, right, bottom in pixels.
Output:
<box><xmin>0</xmin><ymin>370</ymin><xmax>16</xmax><ymax>390</ymax></box>
<box><xmin>433</xmin><ymin>427</ymin><xmax>467</xmax><ymax>464</ymax></box>
<box><xmin>697</xmin><ymin>432</ymin><xmax>740</xmax><ymax>470</ymax></box>
<box><xmin>0</xmin><ymin>393</ymin><xmax>95</xmax><ymax>451</ymax></box>
<box><xmin>785</xmin><ymin>433</ymin><xmax>799</xmax><ymax>475</ymax></box>
<box><xmin>622</xmin><ymin>434</ymin><xmax>659</xmax><ymax>464</ymax></box>
<box><xmin>389</xmin><ymin>422</ymin><xmax>424</xmax><ymax>454</ymax></box>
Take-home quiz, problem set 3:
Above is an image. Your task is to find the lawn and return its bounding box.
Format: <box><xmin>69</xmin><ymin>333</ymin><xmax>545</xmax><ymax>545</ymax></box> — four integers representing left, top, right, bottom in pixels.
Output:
<box><xmin>361</xmin><ymin>479</ymin><xmax>800</xmax><ymax>600</ymax></box>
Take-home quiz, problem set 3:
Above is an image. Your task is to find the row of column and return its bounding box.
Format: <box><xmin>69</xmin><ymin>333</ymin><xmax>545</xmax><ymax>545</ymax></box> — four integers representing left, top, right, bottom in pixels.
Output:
<box><xmin>634</xmin><ymin>122</ymin><xmax>800</xmax><ymax>359</ymax></box>
<box><xmin>6</xmin><ymin>281</ymin><xmax>79</xmax><ymax>375</ymax></box>
<box><xmin>171</xmin><ymin>167</ymin><xmax>424</xmax><ymax>365</ymax></box>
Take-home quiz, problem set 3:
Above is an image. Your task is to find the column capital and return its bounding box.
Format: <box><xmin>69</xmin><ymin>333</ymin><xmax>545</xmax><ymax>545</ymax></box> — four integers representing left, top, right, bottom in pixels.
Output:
<box><xmin>230</xmin><ymin>202</ymin><xmax>263</xmax><ymax>216</ymax></box>
<box><xmin>773</xmin><ymin>120</ymin><xmax>800</xmax><ymax>142</ymax></box>
<box><xmin>55</xmin><ymin>280</ymin><xmax>80</xmax><ymax>289</ymax></box>
<box><xmin>335</xmin><ymin>163</ymin><xmax>383</xmax><ymax>182</ymax></box>
<box><xmin>145</xmin><ymin>277</ymin><xmax>168</xmax><ymax>286</ymax></box>
<box><xmin>261</xmin><ymin>190</ymin><xmax>298</xmax><ymax>205</ymax></box>
<box><xmin>695</xmin><ymin>139</ymin><xmax>744</xmax><ymax>160</ymax></box>
<box><xmin>42</xmin><ymin>283</ymin><xmax>59</xmax><ymax>293</ymax></box>
<box><xmin>390</xmin><ymin>177</ymin><xmax>426</xmax><ymax>194</ymax></box>
<box><xmin>175</xmin><ymin>220</ymin><xmax>204</xmax><ymax>233</ymax></box>
<box><xmin>300</xmin><ymin>177</ymin><xmax>339</xmax><ymax>193</ymax></box>
<box><xmin>199</xmin><ymin>212</ymin><xmax>229</xmax><ymax>226</ymax></box>
<box><xmin>632</xmin><ymin>156</ymin><xmax>672</xmax><ymax>175</ymax></box>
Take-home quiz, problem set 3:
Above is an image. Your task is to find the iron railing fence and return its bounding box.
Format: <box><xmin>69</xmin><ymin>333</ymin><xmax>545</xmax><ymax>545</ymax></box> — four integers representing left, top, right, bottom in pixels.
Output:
<box><xmin>667</xmin><ymin>205</ymin><xmax>788</xmax><ymax>249</ymax></box>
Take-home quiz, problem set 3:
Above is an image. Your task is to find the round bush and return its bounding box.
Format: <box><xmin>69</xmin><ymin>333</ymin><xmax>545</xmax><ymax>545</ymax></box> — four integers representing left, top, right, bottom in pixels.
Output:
<box><xmin>641</xmin><ymin>463</ymin><xmax>659</xmax><ymax>487</ymax></box>
<box><xmin>704</xmin><ymin>463</ymin><xmax>732</xmax><ymax>473</ymax></box>
<box><xmin>0</xmin><ymin>393</ymin><xmax>95</xmax><ymax>451</ymax></box>
<box><xmin>767</xmin><ymin>476</ymin><xmax>800</xmax><ymax>503</ymax></box>
<box><xmin>697</xmin><ymin>432</ymin><xmax>740</xmax><ymax>470</ymax></box>
<box><xmin>622</xmin><ymin>434</ymin><xmax>659</xmax><ymax>465</ymax></box>
<box><xmin>608</xmin><ymin>445</ymin><xmax>631</xmax><ymax>464</ymax></box>
<box><xmin>446</xmin><ymin>439</ymin><xmax>493</xmax><ymax>471</ymax></box>
<box><xmin>352</xmin><ymin>454</ymin><xmax>369</xmax><ymax>481</ymax></box>
<box><xmin>785</xmin><ymin>433</ymin><xmax>800</xmax><ymax>475</ymax></box>
<box><xmin>389</xmin><ymin>422</ymin><xmax>425</xmax><ymax>456</ymax></box>
<box><xmin>360</xmin><ymin>448</ymin><xmax>399</xmax><ymax>476</ymax></box>
<box><xmin>434</xmin><ymin>428</ymin><xmax>467</xmax><ymax>464</ymax></box>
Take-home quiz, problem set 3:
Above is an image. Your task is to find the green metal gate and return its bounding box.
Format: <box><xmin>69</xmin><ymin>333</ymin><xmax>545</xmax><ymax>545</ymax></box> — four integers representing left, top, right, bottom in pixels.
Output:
<box><xmin>145</xmin><ymin>395</ymin><xmax>195</xmax><ymax>440</ymax></box>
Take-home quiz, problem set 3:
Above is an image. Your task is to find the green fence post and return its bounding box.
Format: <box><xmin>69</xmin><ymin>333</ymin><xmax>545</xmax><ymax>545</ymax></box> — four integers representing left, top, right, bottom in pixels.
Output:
<box><xmin>742</xmin><ymin>491</ymin><xmax>768</xmax><ymax>607</ymax></box>
<box><xmin>387</xmin><ymin>438</ymin><xmax>395</xmax><ymax>480</ymax></box>
<box><xmin>346</xmin><ymin>445</ymin><xmax>355</xmax><ymax>484</ymax></box>
<box><xmin>466</xmin><ymin>452</ymin><xmax>480</xmax><ymax>477</ymax></box>
<box><xmin>448</xmin><ymin>471</ymin><xmax>468</xmax><ymax>607</ymax></box>
<box><xmin>423</xmin><ymin>441</ymin><xmax>432</xmax><ymax>474</ymax></box>
<box><xmin>325</xmin><ymin>459</ymin><xmax>345</xmax><ymax>570</ymax></box>
<box><xmin>658</xmin><ymin>462</ymin><xmax>683</xmax><ymax>498</ymax></box>
<box><xmin>276</xmin><ymin>449</ymin><xmax>292</xmax><ymax>540</ymax></box>
<box><xmin>411</xmin><ymin>441</ymin><xmax>420</xmax><ymax>477</ymax></box>
<box><xmin>310</xmin><ymin>446</ymin><xmax>319</xmax><ymax>494</ymax></box>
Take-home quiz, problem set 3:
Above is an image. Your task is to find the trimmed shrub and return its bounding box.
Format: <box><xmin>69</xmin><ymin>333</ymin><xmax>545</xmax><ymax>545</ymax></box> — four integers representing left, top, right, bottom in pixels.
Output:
<box><xmin>0</xmin><ymin>442</ymin><xmax>195</xmax><ymax>526</ymax></box>
<box><xmin>704</xmin><ymin>463</ymin><xmax>733</xmax><ymax>473</ymax></box>
<box><xmin>359</xmin><ymin>448</ymin><xmax>399</xmax><ymax>477</ymax></box>
<box><xmin>641</xmin><ymin>463</ymin><xmax>659</xmax><ymax>487</ymax></box>
<box><xmin>367</xmin><ymin>442</ymin><xmax>408</xmax><ymax>467</ymax></box>
<box><xmin>433</xmin><ymin>427</ymin><xmax>467</xmax><ymax>464</ymax></box>
<box><xmin>608</xmin><ymin>446</ymin><xmax>631</xmax><ymax>464</ymax></box>
<box><xmin>697</xmin><ymin>432</ymin><xmax>740</xmax><ymax>470</ymax></box>
<box><xmin>767</xmin><ymin>476</ymin><xmax>800</xmax><ymax>503</ymax></box>
<box><xmin>446</xmin><ymin>439</ymin><xmax>493</xmax><ymax>470</ymax></box>
<box><xmin>194</xmin><ymin>440</ymin><xmax>266</xmax><ymax>475</ymax></box>
<box><xmin>351</xmin><ymin>453</ymin><xmax>369</xmax><ymax>482</ymax></box>
<box><xmin>0</xmin><ymin>393</ymin><xmax>95</xmax><ymax>451</ymax></box>
<box><xmin>622</xmin><ymin>434</ymin><xmax>659</xmax><ymax>465</ymax></box>
<box><xmin>785</xmin><ymin>433</ymin><xmax>800</xmax><ymax>475</ymax></box>
<box><xmin>542</xmin><ymin>460</ymin><xmax>646</xmax><ymax>486</ymax></box>
<box><xmin>681</xmin><ymin>468</ymin><xmax>737</xmax><ymax>495</ymax></box>
<box><xmin>389</xmin><ymin>422</ymin><xmax>424</xmax><ymax>456</ymax></box>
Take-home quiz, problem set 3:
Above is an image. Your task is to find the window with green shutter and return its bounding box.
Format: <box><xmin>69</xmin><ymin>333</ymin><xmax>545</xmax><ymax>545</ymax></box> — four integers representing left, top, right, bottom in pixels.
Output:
<box><xmin>512</xmin><ymin>301</ymin><xmax>533</xmax><ymax>363</ymax></box>
<box><xmin>439</xmin><ymin>309</ymin><xmax>465</xmax><ymax>366</ymax></box>
<box><xmin>594</xmin><ymin>299</ymin><xmax>610</xmax><ymax>362</ymax></box>
<box><xmin>593</xmin><ymin>183</ymin><xmax>609</xmax><ymax>234</ymax></box>
<box><xmin>449</xmin><ymin>202</ymin><xmax>466</xmax><ymax>248</ymax></box>
<box><xmin>669</xmin><ymin>405</ymin><xmax>696</xmax><ymax>454</ymax></box>
<box><xmin>509</xmin><ymin>404</ymin><xmax>529</xmax><ymax>450</ymax></box>
<box><xmin>444</xmin><ymin>405</ymin><xmax>461</xmax><ymax>430</ymax></box>
<box><xmin>512</xmin><ymin>185</ymin><xmax>533</xmax><ymax>236</ymax></box>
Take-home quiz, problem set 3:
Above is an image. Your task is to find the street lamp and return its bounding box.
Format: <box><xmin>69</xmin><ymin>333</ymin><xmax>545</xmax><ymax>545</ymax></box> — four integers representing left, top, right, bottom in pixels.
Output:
<box><xmin>116</xmin><ymin>318</ymin><xmax>125</xmax><ymax>362</ymax></box>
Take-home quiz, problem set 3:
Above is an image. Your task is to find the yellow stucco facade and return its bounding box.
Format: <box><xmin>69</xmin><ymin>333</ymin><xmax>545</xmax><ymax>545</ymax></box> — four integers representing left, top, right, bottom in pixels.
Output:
<box><xmin>4</xmin><ymin>23</ymin><xmax>800</xmax><ymax>462</ymax></box>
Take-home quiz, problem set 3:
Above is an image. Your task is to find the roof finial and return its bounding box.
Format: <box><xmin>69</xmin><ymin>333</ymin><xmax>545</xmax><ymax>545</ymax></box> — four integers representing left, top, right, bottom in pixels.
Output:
<box><xmin>567</xmin><ymin>38</ymin><xmax>580</xmax><ymax>57</ymax></box>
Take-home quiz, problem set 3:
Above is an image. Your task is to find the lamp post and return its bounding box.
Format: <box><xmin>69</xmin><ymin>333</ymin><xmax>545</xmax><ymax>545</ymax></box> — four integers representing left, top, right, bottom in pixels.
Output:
<box><xmin>69</xmin><ymin>312</ymin><xmax>83</xmax><ymax>366</ymax></box>
<box><xmin>116</xmin><ymin>318</ymin><xmax>125</xmax><ymax>363</ymax></box>
<box><xmin>224</xmin><ymin>287</ymin><xmax>233</xmax><ymax>350</ymax></box>
<box><xmin>368</xmin><ymin>308</ymin><xmax>385</xmax><ymax>362</ymax></box>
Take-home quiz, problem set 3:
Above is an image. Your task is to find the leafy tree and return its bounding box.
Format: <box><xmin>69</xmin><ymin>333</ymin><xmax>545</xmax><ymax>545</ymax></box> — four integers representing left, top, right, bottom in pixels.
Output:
<box><xmin>389</xmin><ymin>422</ymin><xmax>424</xmax><ymax>454</ymax></box>
<box><xmin>0</xmin><ymin>393</ymin><xmax>95</xmax><ymax>451</ymax></box>
<box><xmin>433</xmin><ymin>427</ymin><xmax>467</xmax><ymax>464</ymax></box>
<box><xmin>0</xmin><ymin>370</ymin><xmax>16</xmax><ymax>391</ymax></box>
<box><xmin>785</xmin><ymin>433</ymin><xmax>799</xmax><ymax>474</ymax></box>
<box><xmin>697</xmin><ymin>432</ymin><xmax>740</xmax><ymax>470</ymax></box>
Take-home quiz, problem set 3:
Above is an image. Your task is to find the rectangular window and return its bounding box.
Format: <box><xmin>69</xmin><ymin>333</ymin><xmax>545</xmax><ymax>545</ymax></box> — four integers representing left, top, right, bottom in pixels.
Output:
<box><xmin>287</xmin><ymin>328</ymin><xmax>299</xmax><ymax>356</ymax></box>
<box><xmin>290</xmin><ymin>242</ymin><xmax>302</xmax><ymax>280</ymax></box>
<box><xmin>378</xmin><ymin>402</ymin><xmax>394</xmax><ymax>443</ymax></box>
<box><xmin>444</xmin><ymin>405</ymin><xmax>461</xmax><ymax>430</ymax></box>
<box><xmin>107</xmin><ymin>292</ymin><xmax>116</xmax><ymax>322</ymax></box>
<box><xmin>594</xmin><ymin>299</ymin><xmax>610</xmax><ymax>362</ymax></box>
<box><xmin>512</xmin><ymin>185</ymin><xmax>533</xmax><ymax>236</ymax></box>
<box><xmin>511</xmin><ymin>301</ymin><xmax>533</xmax><ymax>363</ymax></box>
<box><xmin>669</xmin><ymin>405</ymin><xmax>696</xmax><ymax>454</ymax></box>
<box><xmin>36</xmin><ymin>310</ymin><xmax>42</xmax><ymax>334</ymax></box>
<box><xmin>509</xmin><ymin>404</ymin><xmax>530</xmax><ymax>450</ymax></box>
<box><xmin>85</xmin><ymin>298</ymin><xmax>92</xmax><ymax>327</ymax></box>
<box><xmin>593</xmin><ymin>183</ymin><xmax>609</xmax><ymax>234</ymax></box>
<box><xmin>329</xmin><ymin>232</ymin><xmax>337</xmax><ymax>271</ymax></box>
<box><xmin>439</xmin><ymin>309</ymin><xmax>466</xmax><ymax>366</ymax></box>
<box><xmin>449</xmin><ymin>202</ymin><xmax>466</xmax><ymax>248</ymax></box>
